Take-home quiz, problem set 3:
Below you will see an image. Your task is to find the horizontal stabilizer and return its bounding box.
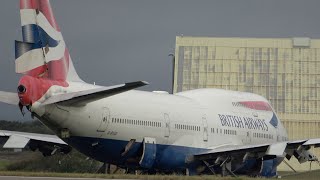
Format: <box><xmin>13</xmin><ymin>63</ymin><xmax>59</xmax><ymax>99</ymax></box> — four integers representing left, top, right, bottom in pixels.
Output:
<box><xmin>42</xmin><ymin>81</ymin><xmax>149</xmax><ymax>106</ymax></box>
<box><xmin>3</xmin><ymin>134</ymin><xmax>30</xmax><ymax>148</ymax></box>
<box><xmin>0</xmin><ymin>91</ymin><xmax>19</xmax><ymax>105</ymax></box>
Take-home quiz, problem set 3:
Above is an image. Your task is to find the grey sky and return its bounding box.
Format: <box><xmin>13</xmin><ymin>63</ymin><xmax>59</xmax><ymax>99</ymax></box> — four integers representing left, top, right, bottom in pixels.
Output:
<box><xmin>1</xmin><ymin>0</ymin><xmax>320</xmax><ymax>121</ymax></box>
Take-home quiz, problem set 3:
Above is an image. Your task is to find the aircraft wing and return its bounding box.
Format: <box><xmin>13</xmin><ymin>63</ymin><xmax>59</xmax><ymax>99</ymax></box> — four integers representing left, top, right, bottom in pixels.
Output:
<box><xmin>0</xmin><ymin>130</ymin><xmax>71</xmax><ymax>156</ymax></box>
<box><xmin>42</xmin><ymin>81</ymin><xmax>148</xmax><ymax>106</ymax></box>
<box><xmin>191</xmin><ymin>138</ymin><xmax>320</xmax><ymax>164</ymax></box>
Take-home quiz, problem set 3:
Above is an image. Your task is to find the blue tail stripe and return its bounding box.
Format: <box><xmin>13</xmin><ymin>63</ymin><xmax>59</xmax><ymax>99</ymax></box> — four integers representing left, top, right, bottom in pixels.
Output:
<box><xmin>22</xmin><ymin>24</ymin><xmax>59</xmax><ymax>47</ymax></box>
<box><xmin>15</xmin><ymin>40</ymin><xmax>42</xmax><ymax>59</ymax></box>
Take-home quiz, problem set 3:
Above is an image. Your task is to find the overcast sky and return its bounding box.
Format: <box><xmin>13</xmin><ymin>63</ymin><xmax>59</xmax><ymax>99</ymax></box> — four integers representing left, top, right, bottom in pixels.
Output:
<box><xmin>1</xmin><ymin>0</ymin><xmax>320</xmax><ymax>121</ymax></box>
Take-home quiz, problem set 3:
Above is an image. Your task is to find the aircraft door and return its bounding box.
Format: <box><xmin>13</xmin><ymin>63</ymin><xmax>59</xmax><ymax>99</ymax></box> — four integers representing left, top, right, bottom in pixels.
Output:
<box><xmin>202</xmin><ymin>116</ymin><xmax>208</xmax><ymax>141</ymax></box>
<box><xmin>139</xmin><ymin>137</ymin><xmax>157</xmax><ymax>169</ymax></box>
<box><xmin>97</xmin><ymin>107</ymin><xmax>110</xmax><ymax>133</ymax></box>
<box><xmin>164</xmin><ymin>113</ymin><xmax>170</xmax><ymax>138</ymax></box>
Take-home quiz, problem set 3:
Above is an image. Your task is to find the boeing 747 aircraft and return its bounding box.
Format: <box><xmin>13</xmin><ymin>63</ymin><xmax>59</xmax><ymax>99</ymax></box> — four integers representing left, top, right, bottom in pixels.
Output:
<box><xmin>0</xmin><ymin>0</ymin><xmax>320</xmax><ymax>177</ymax></box>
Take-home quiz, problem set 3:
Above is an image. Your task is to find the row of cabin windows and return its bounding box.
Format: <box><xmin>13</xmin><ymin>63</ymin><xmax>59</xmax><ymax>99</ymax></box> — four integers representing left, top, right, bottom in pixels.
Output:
<box><xmin>210</xmin><ymin>128</ymin><xmax>237</xmax><ymax>135</ymax></box>
<box><xmin>174</xmin><ymin>124</ymin><xmax>200</xmax><ymax>131</ymax></box>
<box><xmin>112</xmin><ymin>118</ymin><xmax>161</xmax><ymax>127</ymax></box>
<box><xmin>224</xmin><ymin>129</ymin><xmax>237</xmax><ymax>135</ymax></box>
<box><xmin>253</xmin><ymin>132</ymin><xmax>273</xmax><ymax>139</ymax></box>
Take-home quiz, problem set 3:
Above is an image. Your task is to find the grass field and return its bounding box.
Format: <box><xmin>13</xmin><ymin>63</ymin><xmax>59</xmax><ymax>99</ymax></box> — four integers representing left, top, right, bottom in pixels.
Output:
<box><xmin>0</xmin><ymin>171</ymin><xmax>255</xmax><ymax>180</ymax></box>
<box><xmin>1</xmin><ymin>151</ymin><xmax>320</xmax><ymax>179</ymax></box>
<box><xmin>279</xmin><ymin>170</ymin><xmax>320</xmax><ymax>180</ymax></box>
<box><xmin>0</xmin><ymin>170</ymin><xmax>320</xmax><ymax>180</ymax></box>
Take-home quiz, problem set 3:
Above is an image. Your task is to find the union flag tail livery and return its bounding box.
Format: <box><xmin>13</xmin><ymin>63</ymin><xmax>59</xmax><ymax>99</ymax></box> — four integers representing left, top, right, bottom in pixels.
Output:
<box><xmin>1</xmin><ymin>0</ymin><xmax>320</xmax><ymax>178</ymax></box>
<box><xmin>15</xmin><ymin>0</ymin><xmax>81</xmax><ymax>82</ymax></box>
<box><xmin>14</xmin><ymin>0</ymin><xmax>147</xmax><ymax>109</ymax></box>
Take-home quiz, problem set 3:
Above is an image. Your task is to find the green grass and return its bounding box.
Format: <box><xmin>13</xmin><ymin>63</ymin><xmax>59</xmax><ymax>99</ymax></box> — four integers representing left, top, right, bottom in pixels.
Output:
<box><xmin>0</xmin><ymin>161</ymin><xmax>10</xmax><ymax>171</ymax></box>
<box><xmin>0</xmin><ymin>171</ymin><xmax>254</xmax><ymax>180</ymax></box>
<box><xmin>280</xmin><ymin>170</ymin><xmax>320</xmax><ymax>180</ymax></box>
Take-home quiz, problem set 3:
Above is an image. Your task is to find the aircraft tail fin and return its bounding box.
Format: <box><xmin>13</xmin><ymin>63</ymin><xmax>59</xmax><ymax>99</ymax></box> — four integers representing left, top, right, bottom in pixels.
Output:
<box><xmin>16</xmin><ymin>0</ymin><xmax>82</xmax><ymax>82</ymax></box>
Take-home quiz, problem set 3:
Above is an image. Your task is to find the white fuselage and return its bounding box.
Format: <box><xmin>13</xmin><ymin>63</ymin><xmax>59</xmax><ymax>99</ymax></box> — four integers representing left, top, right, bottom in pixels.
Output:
<box><xmin>32</xmin><ymin>81</ymin><xmax>288</xmax><ymax>168</ymax></box>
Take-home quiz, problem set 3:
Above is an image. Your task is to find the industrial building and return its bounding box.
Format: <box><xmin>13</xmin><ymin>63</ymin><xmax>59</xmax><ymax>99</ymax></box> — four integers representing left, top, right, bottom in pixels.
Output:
<box><xmin>173</xmin><ymin>36</ymin><xmax>320</xmax><ymax>170</ymax></box>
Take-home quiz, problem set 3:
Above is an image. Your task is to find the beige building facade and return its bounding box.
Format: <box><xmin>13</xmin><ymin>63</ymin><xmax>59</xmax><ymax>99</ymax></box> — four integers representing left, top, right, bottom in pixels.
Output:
<box><xmin>174</xmin><ymin>36</ymin><xmax>320</xmax><ymax>171</ymax></box>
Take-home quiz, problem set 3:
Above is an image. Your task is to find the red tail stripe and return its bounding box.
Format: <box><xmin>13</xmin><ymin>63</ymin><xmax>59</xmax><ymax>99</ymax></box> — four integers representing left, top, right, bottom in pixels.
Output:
<box><xmin>47</xmin><ymin>48</ymin><xmax>70</xmax><ymax>81</ymax></box>
<box><xmin>20</xmin><ymin>0</ymin><xmax>60</xmax><ymax>32</ymax></box>
<box><xmin>26</xmin><ymin>64</ymin><xmax>48</xmax><ymax>78</ymax></box>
